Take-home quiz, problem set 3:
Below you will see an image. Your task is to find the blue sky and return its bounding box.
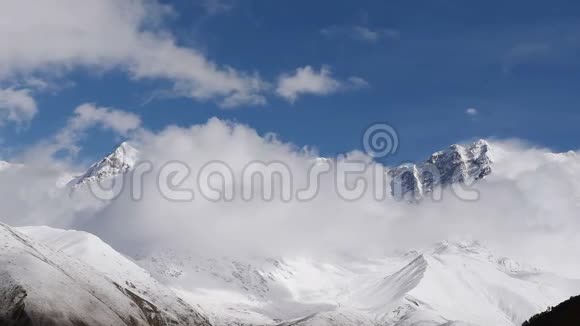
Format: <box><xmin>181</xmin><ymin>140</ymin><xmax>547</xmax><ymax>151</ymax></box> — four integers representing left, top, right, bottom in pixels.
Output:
<box><xmin>1</xmin><ymin>0</ymin><xmax>580</xmax><ymax>164</ymax></box>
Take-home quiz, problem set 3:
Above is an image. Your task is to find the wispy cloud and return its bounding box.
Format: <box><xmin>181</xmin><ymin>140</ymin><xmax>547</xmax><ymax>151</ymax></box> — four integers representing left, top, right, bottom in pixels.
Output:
<box><xmin>321</xmin><ymin>25</ymin><xmax>400</xmax><ymax>43</ymax></box>
<box><xmin>200</xmin><ymin>0</ymin><xmax>237</xmax><ymax>15</ymax></box>
<box><xmin>0</xmin><ymin>88</ymin><xmax>37</xmax><ymax>125</ymax></box>
<box><xmin>37</xmin><ymin>103</ymin><xmax>142</xmax><ymax>159</ymax></box>
<box><xmin>502</xmin><ymin>42</ymin><xmax>553</xmax><ymax>74</ymax></box>
<box><xmin>347</xmin><ymin>76</ymin><xmax>370</xmax><ymax>89</ymax></box>
<box><xmin>67</xmin><ymin>104</ymin><xmax>141</xmax><ymax>137</ymax></box>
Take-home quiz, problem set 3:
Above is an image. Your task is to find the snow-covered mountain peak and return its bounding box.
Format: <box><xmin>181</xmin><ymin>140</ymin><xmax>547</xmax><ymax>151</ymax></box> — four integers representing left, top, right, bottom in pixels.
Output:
<box><xmin>71</xmin><ymin>141</ymin><xmax>139</xmax><ymax>188</ymax></box>
<box><xmin>114</xmin><ymin>141</ymin><xmax>139</xmax><ymax>159</ymax></box>
<box><xmin>389</xmin><ymin>139</ymin><xmax>493</xmax><ymax>200</ymax></box>
<box><xmin>425</xmin><ymin>139</ymin><xmax>492</xmax><ymax>182</ymax></box>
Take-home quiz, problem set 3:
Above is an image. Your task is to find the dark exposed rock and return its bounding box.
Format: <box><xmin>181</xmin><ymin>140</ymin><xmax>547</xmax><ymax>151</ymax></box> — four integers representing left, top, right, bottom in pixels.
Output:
<box><xmin>522</xmin><ymin>295</ymin><xmax>580</xmax><ymax>326</ymax></box>
<box><xmin>389</xmin><ymin>139</ymin><xmax>492</xmax><ymax>200</ymax></box>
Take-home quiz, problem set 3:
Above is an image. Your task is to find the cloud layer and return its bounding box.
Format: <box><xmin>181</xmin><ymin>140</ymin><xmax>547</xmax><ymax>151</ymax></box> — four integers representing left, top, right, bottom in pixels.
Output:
<box><xmin>1</xmin><ymin>114</ymin><xmax>579</xmax><ymax>277</ymax></box>
<box><xmin>0</xmin><ymin>0</ymin><xmax>266</xmax><ymax>108</ymax></box>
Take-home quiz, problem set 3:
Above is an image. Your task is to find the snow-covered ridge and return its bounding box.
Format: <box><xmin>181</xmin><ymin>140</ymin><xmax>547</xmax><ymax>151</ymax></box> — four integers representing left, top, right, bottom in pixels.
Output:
<box><xmin>70</xmin><ymin>141</ymin><xmax>139</xmax><ymax>188</ymax></box>
<box><xmin>0</xmin><ymin>223</ymin><xmax>211</xmax><ymax>326</ymax></box>
<box><xmin>389</xmin><ymin>139</ymin><xmax>493</xmax><ymax>199</ymax></box>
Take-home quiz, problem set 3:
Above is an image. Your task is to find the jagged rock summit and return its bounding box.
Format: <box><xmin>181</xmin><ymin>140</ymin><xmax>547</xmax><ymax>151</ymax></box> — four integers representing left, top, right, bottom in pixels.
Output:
<box><xmin>389</xmin><ymin>139</ymin><xmax>493</xmax><ymax>199</ymax></box>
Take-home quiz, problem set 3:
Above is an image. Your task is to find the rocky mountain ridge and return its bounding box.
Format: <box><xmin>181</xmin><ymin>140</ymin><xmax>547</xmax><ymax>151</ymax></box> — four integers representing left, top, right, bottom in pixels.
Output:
<box><xmin>389</xmin><ymin>140</ymin><xmax>493</xmax><ymax>200</ymax></box>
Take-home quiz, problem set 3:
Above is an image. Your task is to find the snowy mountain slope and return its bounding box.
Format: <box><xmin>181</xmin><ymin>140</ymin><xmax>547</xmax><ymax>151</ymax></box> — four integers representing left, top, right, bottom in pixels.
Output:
<box><xmin>134</xmin><ymin>249</ymin><xmax>399</xmax><ymax>325</ymax></box>
<box><xmin>135</xmin><ymin>251</ymin><xmax>326</xmax><ymax>325</ymax></box>
<box><xmin>130</xmin><ymin>241</ymin><xmax>580</xmax><ymax>326</ymax></box>
<box><xmin>70</xmin><ymin>141</ymin><xmax>139</xmax><ymax>188</ymax></box>
<box><xmin>0</xmin><ymin>223</ymin><xmax>211</xmax><ymax>326</ymax></box>
<box><xmin>355</xmin><ymin>241</ymin><xmax>580</xmax><ymax>326</ymax></box>
<box><xmin>18</xmin><ymin>225</ymin><xmax>212</xmax><ymax>326</ymax></box>
<box><xmin>389</xmin><ymin>140</ymin><xmax>493</xmax><ymax>200</ymax></box>
<box><xmin>277</xmin><ymin>243</ymin><xmax>580</xmax><ymax>326</ymax></box>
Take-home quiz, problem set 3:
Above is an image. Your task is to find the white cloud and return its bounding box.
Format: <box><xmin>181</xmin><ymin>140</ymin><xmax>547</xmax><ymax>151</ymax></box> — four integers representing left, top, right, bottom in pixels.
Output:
<box><xmin>352</xmin><ymin>26</ymin><xmax>380</xmax><ymax>42</ymax></box>
<box><xmin>56</xmin><ymin>103</ymin><xmax>141</xmax><ymax>153</ymax></box>
<box><xmin>0</xmin><ymin>0</ymin><xmax>266</xmax><ymax>107</ymax></box>
<box><xmin>3</xmin><ymin>118</ymin><xmax>580</xmax><ymax>278</ymax></box>
<box><xmin>276</xmin><ymin>66</ymin><xmax>366</xmax><ymax>102</ymax></box>
<box><xmin>466</xmin><ymin>107</ymin><xmax>478</xmax><ymax>116</ymax></box>
<box><xmin>6</xmin><ymin>102</ymin><xmax>146</xmax><ymax>176</ymax></box>
<box><xmin>69</xmin><ymin>103</ymin><xmax>142</xmax><ymax>136</ymax></box>
<box><xmin>321</xmin><ymin>25</ymin><xmax>400</xmax><ymax>43</ymax></box>
<box><xmin>0</xmin><ymin>88</ymin><xmax>38</xmax><ymax>124</ymax></box>
<box><xmin>276</xmin><ymin>66</ymin><xmax>340</xmax><ymax>102</ymax></box>
<box><xmin>17</xmin><ymin>77</ymin><xmax>76</xmax><ymax>93</ymax></box>
<box><xmin>78</xmin><ymin>134</ymin><xmax>580</xmax><ymax>277</ymax></box>
<box><xmin>347</xmin><ymin>76</ymin><xmax>370</xmax><ymax>89</ymax></box>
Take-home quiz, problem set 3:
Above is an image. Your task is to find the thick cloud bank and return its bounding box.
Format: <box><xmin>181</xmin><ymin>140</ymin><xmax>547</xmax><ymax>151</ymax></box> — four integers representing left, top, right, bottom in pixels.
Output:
<box><xmin>1</xmin><ymin>119</ymin><xmax>579</xmax><ymax>277</ymax></box>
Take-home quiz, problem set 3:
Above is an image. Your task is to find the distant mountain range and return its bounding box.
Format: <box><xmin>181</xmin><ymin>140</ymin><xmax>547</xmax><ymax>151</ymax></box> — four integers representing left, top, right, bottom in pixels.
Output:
<box><xmin>68</xmin><ymin>139</ymin><xmax>494</xmax><ymax>201</ymax></box>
